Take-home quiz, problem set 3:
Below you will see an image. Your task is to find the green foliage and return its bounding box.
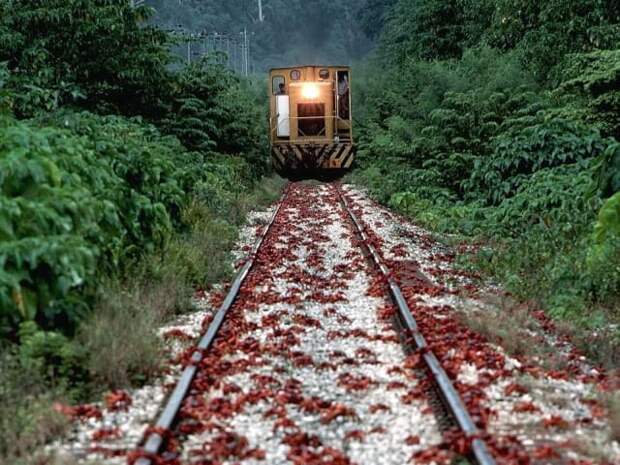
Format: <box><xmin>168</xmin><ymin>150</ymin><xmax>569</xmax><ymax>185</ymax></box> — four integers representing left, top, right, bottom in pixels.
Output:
<box><xmin>0</xmin><ymin>62</ymin><xmax>11</xmax><ymax>115</ymax></box>
<box><xmin>17</xmin><ymin>321</ymin><xmax>87</xmax><ymax>385</ymax></box>
<box><xmin>593</xmin><ymin>142</ymin><xmax>620</xmax><ymax>197</ymax></box>
<box><xmin>0</xmin><ymin>3</ymin><xmax>280</xmax><ymax>455</ymax></box>
<box><xmin>77</xmin><ymin>174</ymin><xmax>283</xmax><ymax>390</ymax></box>
<box><xmin>162</xmin><ymin>59</ymin><xmax>266</xmax><ymax>174</ymax></box>
<box><xmin>1</xmin><ymin>119</ymin><xmax>115</xmax><ymax>332</ymax></box>
<box><xmin>592</xmin><ymin>191</ymin><xmax>620</xmax><ymax>251</ymax></box>
<box><xmin>389</xmin><ymin>191</ymin><xmax>456</xmax><ymax>230</ymax></box>
<box><xmin>486</xmin><ymin>0</ymin><xmax>620</xmax><ymax>80</ymax></box>
<box><xmin>0</xmin><ymin>1</ymin><xmax>270</xmax><ymax>175</ymax></box>
<box><xmin>357</xmin><ymin>0</ymin><xmax>398</xmax><ymax>39</ymax></box>
<box><xmin>0</xmin><ymin>110</ymin><xmax>263</xmax><ymax>338</ymax></box>
<box><xmin>355</xmin><ymin>0</ymin><xmax>620</xmax><ymax>358</ymax></box>
<box><xmin>487</xmin><ymin>163</ymin><xmax>599</xmax><ymax>235</ymax></box>
<box><xmin>359</xmin><ymin>47</ymin><xmax>540</xmax><ymax>197</ymax></box>
<box><xmin>586</xmin><ymin>192</ymin><xmax>620</xmax><ymax>302</ymax></box>
<box><xmin>380</xmin><ymin>0</ymin><xmax>494</xmax><ymax>63</ymax></box>
<box><xmin>0</xmin><ymin>0</ymin><xmax>172</xmax><ymax>118</ymax></box>
<box><xmin>0</xmin><ymin>349</ymin><xmax>69</xmax><ymax>462</ymax></box>
<box><xmin>556</xmin><ymin>49</ymin><xmax>620</xmax><ymax>138</ymax></box>
<box><xmin>382</xmin><ymin>0</ymin><xmax>464</xmax><ymax>62</ymax></box>
<box><xmin>468</xmin><ymin>118</ymin><xmax>611</xmax><ymax>204</ymax></box>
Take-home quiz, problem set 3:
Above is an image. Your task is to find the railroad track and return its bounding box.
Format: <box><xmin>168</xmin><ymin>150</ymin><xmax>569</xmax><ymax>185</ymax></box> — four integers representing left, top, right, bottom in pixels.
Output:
<box><xmin>132</xmin><ymin>182</ymin><xmax>497</xmax><ymax>465</ymax></box>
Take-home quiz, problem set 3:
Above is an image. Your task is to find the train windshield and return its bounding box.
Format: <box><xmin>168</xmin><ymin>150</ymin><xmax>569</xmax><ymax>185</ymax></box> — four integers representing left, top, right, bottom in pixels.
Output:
<box><xmin>298</xmin><ymin>103</ymin><xmax>325</xmax><ymax>137</ymax></box>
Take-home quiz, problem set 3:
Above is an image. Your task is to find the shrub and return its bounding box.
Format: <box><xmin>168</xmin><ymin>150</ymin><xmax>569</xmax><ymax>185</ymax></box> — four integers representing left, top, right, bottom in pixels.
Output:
<box><xmin>0</xmin><ymin>112</ymin><xmax>247</xmax><ymax>337</ymax></box>
<box><xmin>0</xmin><ymin>0</ymin><xmax>172</xmax><ymax>118</ymax></box>
<box><xmin>0</xmin><ymin>118</ymin><xmax>119</xmax><ymax>334</ymax></box>
<box><xmin>593</xmin><ymin>142</ymin><xmax>620</xmax><ymax>198</ymax></box>
<box><xmin>467</xmin><ymin>118</ymin><xmax>612</xmax><ymax>204</ymax></box>
<box><xmin>487</xmin><ymin>162</ymin><xmax>599</xmax><ymax>235</ymax></box>
<box><xmin>587</xmin><ymin>192</ymin><xmax>620</xmax><ymax>303</ymax></box>
<box><xmin>77</xmin><ymin>174</ymin><xmax>284</xmax><ymax>389</ymax></box>
<box><xmin>556</xmin><ymin>49</ymin><xmax>620</xmax><ymax>139</ymax></box>
<box><xmin>354</xmin><ymin>0</ymin><xmax>620</xmax><ymax>371</ymax></box>
<box><xmin>0</xmin><ymin>349</ymin><xmax>69</xmax><ymax>461</ymax></box>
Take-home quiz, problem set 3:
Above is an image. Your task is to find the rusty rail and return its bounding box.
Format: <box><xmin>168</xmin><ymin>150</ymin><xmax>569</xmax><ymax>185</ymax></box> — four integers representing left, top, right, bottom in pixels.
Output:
<box><xmin>336</xmin><ymin>185</ymin><xmax>497</xmax><ymax>465</ymax></box>
<box><xmin>134</xmin><ymin>188</ymin><xmax>287</xmax><ymax>465</ymax></box>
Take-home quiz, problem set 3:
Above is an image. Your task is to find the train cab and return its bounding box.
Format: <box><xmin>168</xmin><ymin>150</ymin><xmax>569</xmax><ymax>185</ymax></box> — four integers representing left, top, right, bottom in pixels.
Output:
<box><xmin>269</xmin><ymin>66</ymin><xmax>355</xmax><ymax>173</ymax></box>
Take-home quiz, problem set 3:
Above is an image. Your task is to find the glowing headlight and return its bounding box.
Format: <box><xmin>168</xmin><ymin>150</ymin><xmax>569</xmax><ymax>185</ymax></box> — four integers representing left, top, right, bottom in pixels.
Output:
<box><xmin>302</xmin><ymin>83</ymin><xmax>320</xmax><ymax>99</ymax></box>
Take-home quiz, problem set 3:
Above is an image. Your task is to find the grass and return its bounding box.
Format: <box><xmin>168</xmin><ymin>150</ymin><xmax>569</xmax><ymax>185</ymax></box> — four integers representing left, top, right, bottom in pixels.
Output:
<box><xmin>79</xmin><ymin>282</ymin><xmax>171</xmax><ymax>389</ymax></box>
<box><xmin>465</xmin><ymin>231</ymin><xmax>620</xmax><ymax>369</ymax></box>
<box><xmin>0</xmin><ymin>352</ymin><xmax>69</xmax><ymax>465</ymax></box>
<box><xmin>455</xmin><ymin>292</ymin><xmax>575</xmax><ymax>372</ymax></box>
<box><xmin>607</xmin><ymin>392</ymin><xmax>620</xmax><ymax>443</ymax></box>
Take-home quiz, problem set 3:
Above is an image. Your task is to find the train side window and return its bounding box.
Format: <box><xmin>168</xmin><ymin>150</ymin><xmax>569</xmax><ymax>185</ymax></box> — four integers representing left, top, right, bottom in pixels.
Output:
<box><xmin>272</xmin><ymin>75</ymin><xmax>285</xmax><ymax>95</ymax></box>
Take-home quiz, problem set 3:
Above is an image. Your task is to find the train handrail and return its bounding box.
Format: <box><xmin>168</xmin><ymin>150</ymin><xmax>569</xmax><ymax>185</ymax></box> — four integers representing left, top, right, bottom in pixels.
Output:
<box><xmin>268</xmin><ymin>114</ymin><xmax>353</xmax><ymax>142</ymax></box>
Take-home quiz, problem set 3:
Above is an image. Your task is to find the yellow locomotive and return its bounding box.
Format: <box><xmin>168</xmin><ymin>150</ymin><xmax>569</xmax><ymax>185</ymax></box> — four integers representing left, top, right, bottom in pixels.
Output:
<box><xmin>269</xmin><ymin>66</ymin><xmax>355</xmax><ymax>172</ymax></box>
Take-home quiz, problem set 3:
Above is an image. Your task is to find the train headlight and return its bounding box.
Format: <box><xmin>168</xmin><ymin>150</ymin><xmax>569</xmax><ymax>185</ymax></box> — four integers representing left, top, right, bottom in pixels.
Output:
<box><xmin>302</xmin><ymin>83</ymin><xmax>320</xmax><ymax>99</ymax></box>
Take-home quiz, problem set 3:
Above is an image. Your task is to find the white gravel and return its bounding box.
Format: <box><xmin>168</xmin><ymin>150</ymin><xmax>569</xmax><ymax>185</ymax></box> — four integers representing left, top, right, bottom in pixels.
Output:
<box><xmin>179</xmin><ymin>184</ymin><xmax>443</xmax><ymax>465</ymax></box>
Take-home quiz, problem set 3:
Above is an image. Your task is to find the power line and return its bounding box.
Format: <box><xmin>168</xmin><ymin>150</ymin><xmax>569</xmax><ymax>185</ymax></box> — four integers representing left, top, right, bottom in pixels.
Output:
<box><xmin>170</xmin><ymin>29</ymin><xmax>252</xmax><ymax>75</ymax></box>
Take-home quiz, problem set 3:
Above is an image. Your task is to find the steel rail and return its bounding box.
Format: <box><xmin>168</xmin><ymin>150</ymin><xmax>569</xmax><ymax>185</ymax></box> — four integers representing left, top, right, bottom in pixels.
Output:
<box><xmin>336</xmin><ymin>185</ymin><xmax>497</xmax><ymax>465</ymax></box>
<box><xmin>134</xmin><ymin>187</ymin><xmax>288</xmax><ymax>465</ymax></box>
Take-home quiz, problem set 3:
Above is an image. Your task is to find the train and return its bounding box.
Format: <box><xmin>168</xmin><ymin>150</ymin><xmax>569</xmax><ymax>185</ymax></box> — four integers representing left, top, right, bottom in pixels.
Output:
<box><xmin>269</xmin><ymin>65</ymin><xmax>355</xmax><ymax>173</ymax></box>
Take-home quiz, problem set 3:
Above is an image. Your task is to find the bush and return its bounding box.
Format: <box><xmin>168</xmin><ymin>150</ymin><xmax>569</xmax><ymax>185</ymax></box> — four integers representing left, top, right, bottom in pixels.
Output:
<box><xmin>0</xmin><ymin>1</ymin><xmax>280</xmax><ymax>459</ymax></box>
<box><xmin>1</xmin><ymin>117</ymin><xmax>119</xmax><ymax>334</ymax></box>
<box><xmin>0</xmin><ymin>0</ymin><xmax>172</xmax><ymax>118</ymax></box>
<box><xmin>358</xmin><ymin>47</ymin><xmax>542</xmax><ymax>198</ymax></box>
<box><xmin>487</xmin><ymin>163</ymin><xmax>598</xmax><ymax>235</ymax></box>
<box><xmin>354</xmin><ymin>0</ymin><xmax>620</xmax><ymax>369</ymax></box>
<box><xmin>486</xmin><ymin>0</ymin><xmax>620</xmax><ymax>80</ymax></box>
<box><xmin>593</xmin><ymin>141</ymin><xmax>620</xmax><ymax>198</ymax></box>
<box><xmin>0</xmin><ymin>350</ymin><xmax>69</xmax><ymax>462</ymax></box>
<box><xmin>0</xmin><ymin>114</ymin><xmax>203</xmax><ymax>336</ymax></box>
<box><xmin>556</xmin><ymin>50</ymin><xmax>620</xmax><ymax>139</ymax></box>
<box><xmin>587</xmin><ymin>192</ymin><xmax>620</xmax><ymax>302</ymax></box>
<box><xmin>467</xmin><ymin>118</ymin><xmax>612</xmax><ymax>204</ymax></box>
<box><xmin>77</xmin><ymin>175</ymin><xmax>284</xmax><ymax>389</ymax></box>
<box><xmin>161</xmin><ymin>60</ymin><xmax>264</xmax><ymax>161</ymax></box>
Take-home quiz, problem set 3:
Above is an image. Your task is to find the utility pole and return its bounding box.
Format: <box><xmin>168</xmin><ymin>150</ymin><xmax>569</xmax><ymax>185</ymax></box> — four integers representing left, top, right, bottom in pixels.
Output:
<box><xmin>226</xmin><ymin>37</ymin><xmax>231</xmax><ymax>69</ymax></box>
<box><xmin>243</xmin><ymin>28</ymin><xmax>249</xmax><ymax>76</ymax></box>
<box><xmin>258</xmin><ymin>0</ymin><xmax>264</xmax><ymax>22</ymax></box>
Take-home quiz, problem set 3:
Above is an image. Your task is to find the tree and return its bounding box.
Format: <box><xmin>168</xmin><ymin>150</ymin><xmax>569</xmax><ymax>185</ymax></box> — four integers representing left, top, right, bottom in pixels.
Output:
<box><xmin>380</xmin><ymin>0</ymin><xmax>493</xmax><ymax>64</ymax></box>
<box><xmin>356</xmin><ymin>0</ymin><xmax>398</xmax><ymax>40</ymax></box>
<box><xmin>0</xmin><ymin>0</ymin><xmax>172</xmax><ymax>117</ymax></box>
<box><xmin>487</xmin><ymin>0</ymin><xmax>620</xmax><ymax>80</ymax></box>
